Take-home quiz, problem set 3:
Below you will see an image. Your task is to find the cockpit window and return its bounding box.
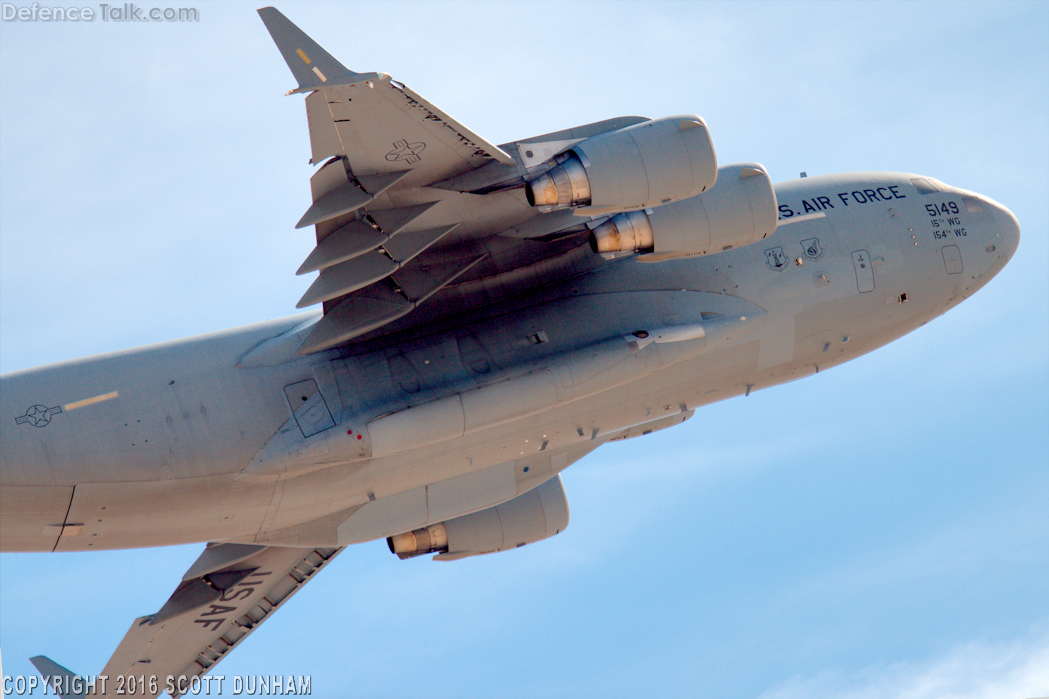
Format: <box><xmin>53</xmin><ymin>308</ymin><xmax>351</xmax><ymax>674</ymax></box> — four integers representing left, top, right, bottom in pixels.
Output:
<box><xmin>911</xmin><ymin>177</ymin><xmax>948</xmax><ymax>195</ymax></box>
<box><xmin>962</xmin><ymin>195</ymin><xmax>985</xmax><ymax>213</ymax></box>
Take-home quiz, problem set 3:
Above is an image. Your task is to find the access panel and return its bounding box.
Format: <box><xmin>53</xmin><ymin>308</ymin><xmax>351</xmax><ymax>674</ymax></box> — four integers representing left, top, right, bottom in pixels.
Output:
<box><xmin>942</xmin><ymin>245</ymin><xmax>964</xmax><ymax>274</ymax></box>
<box><xmin>852</xmin><ymin>250</ymin><xmax>875</xmax><ymax>293</ymax></box>
<box><xmin>284</xmin><ymin>379</ymin><xmax>335</xmax><ymax>438</ymax></box>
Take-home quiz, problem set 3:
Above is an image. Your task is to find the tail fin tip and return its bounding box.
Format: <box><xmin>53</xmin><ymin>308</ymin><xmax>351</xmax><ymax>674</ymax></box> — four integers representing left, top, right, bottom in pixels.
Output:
<box><xmin>257</xmin><ymin>6</ymin><xmax>367</xmax><ymax>93</ymax></box>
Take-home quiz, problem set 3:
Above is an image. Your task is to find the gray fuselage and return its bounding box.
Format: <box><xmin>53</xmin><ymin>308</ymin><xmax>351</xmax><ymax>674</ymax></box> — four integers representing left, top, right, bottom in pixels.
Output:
<box><xmin>0</xmin><ymin>172</ymin><xmax>1019</xmax><ymax>553</ymax></box>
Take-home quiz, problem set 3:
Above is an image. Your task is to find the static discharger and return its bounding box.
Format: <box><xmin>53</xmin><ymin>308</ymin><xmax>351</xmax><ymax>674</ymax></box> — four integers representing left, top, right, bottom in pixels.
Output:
<box><xmin>64</xmin><ymin>391</ymin><xmax>119</xmax><ymax>412</ymax></box>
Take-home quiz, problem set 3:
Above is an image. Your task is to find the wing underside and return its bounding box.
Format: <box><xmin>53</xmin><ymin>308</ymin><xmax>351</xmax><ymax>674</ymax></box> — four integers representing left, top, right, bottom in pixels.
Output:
<box><xmin>33</xmin><ymin>545</ymin><xmax>342</xmax><ymax>699</ymax></box>
<box><xmin>257</xmin><ymin>7</ymin><xmax>650</xmax><ymax>354</ymax></box>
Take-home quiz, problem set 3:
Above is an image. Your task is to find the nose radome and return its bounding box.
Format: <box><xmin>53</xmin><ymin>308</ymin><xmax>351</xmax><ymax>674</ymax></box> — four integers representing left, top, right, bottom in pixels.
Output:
<box><xmin>990</xmin><ymin>200</ymin><xmax>1021</xmax><ymax>261</ymax></box>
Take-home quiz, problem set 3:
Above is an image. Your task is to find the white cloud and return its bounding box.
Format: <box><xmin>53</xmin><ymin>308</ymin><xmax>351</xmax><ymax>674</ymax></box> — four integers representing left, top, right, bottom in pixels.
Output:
<box><xmin>758</xmin><ymin>631</ymin><xmax>1049</xmax><ymax>699</ymax></box>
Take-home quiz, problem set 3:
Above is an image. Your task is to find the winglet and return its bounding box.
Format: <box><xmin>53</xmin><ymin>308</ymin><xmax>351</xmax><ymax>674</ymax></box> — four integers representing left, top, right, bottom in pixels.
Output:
<box><xmin>257</xmin><ymin>7</ymin><xmax>374</xmax><ymax>93</ymax></box>
<box><xmin>29</xmin><ymin>656</ymin><xmax>89</xmax><ymax>699</ymax></box>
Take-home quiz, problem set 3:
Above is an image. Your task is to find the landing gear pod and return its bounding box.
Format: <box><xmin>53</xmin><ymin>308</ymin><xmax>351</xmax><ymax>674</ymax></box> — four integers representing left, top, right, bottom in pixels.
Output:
<box><xmin>589</xmin><ymin>163</ymin><xmax>778</xmax><ymax>259</ymax></box>
<box><xmin>388</xmin><ymin>475</ymin><xmax>570</xmax><ymax>561</ymax></box>
<box><xmin>525</xmin><ymin>115</ymin><xmax>718</xmax><ymax>214</ymax></box>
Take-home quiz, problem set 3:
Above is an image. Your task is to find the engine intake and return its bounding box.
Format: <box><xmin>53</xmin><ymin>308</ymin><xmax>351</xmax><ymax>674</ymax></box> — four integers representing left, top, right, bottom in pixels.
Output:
<box><xmin>388</xmin><ymin>475</ymin><xmax>570</xmax><ymax>561</ymax></box>
<box><xmin>588</xmin><ymin>162</ymin><xmax>777</xmax><ymax>258</ymax></box>
<box><xmin>525</xmin><ymin>115</ymin><xmax>717</xmax><ymax>214</ymax></box>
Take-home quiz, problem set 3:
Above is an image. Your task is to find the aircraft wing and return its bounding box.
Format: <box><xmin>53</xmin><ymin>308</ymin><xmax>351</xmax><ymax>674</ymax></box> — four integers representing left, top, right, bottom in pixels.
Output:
<box><xmin>257</xmin><ymin>7</ymin><xmax>514</xmax><ymax>179</ymax></box>
<box><xmin>32</xmin><ymin>544</ymin><xmax>342</xmax><ymax>699</ymax></box>
<box><xmin>257</xmin><ymin>8</ymin><xmax>648</xmax><ymax>354</ymax></box>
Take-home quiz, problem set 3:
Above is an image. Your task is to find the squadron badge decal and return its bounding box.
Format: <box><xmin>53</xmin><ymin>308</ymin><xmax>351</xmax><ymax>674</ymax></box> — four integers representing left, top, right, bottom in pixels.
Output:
<box><xmin>801</xmin><ymin>237</ymin><xmax>824</xmax><ymax>260</ymax></box>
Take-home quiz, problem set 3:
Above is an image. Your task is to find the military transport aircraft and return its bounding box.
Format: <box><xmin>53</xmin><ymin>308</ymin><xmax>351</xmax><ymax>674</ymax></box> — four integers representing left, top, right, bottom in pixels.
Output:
<box><xmin>0</xmin><ymin>6</ymin><xmax>1020</xmax><ymax>698</ymax></box>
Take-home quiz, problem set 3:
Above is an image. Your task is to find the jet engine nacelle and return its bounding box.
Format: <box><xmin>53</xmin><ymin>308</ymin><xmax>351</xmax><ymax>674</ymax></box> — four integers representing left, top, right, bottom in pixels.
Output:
<box><xmin>387</xmin><ymin>475</ymin><xmax>570</xmax><ymax>561</ymax></box>
<box><xmin>525</xmin><ymin>115</ymin><xmax>717</xmax><ymax>214</ymax></box>
<box><xmin>588</xmin><ymin>162</ymin><xmax>778</xmax><ymax>259</ymax></box>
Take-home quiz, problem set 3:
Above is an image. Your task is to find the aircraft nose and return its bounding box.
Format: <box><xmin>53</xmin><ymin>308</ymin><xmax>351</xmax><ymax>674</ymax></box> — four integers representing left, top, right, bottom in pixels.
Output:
<box><xmin>990</xmin><ymin>200</ymin><xmax>1021</xmax><ymax>261</ymax></box>
<box><xmin>957</xmin><ymin>194</ymin><xmax>1021</xmax><ymax>297</ymax></box>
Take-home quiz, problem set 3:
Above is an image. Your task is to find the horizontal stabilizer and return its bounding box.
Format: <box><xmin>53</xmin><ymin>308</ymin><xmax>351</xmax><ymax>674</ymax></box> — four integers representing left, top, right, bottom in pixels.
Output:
<box><xmin>29</xmin><ymin>657</ymin><xmax>88</xmax><ymax>699</ymax></box>
<box><xmin>257</xmin><ymin>7</ymin><xmax>376</xmax><ymax>93</ymax></box>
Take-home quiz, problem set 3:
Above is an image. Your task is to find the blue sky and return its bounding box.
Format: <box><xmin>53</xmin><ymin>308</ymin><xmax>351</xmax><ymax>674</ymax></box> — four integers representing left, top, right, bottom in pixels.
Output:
<box><xmin>1</xmin><ymin>2</ymin><xmax>1047</xmax><ymax>697</ymax></box>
